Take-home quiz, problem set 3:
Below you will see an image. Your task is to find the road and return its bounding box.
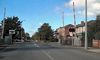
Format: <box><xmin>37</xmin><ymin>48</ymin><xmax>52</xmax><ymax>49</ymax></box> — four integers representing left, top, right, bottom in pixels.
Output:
<box><xmin>0</xmin><ymin>41</ymin><xmax>100</xmax><ymax>60</ymax></box>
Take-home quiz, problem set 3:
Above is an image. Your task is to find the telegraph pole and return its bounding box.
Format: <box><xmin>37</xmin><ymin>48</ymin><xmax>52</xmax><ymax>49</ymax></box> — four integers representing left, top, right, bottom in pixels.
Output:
<box><xmin>62</xmin><ymin>11</ymin><xmax>64</xmax><ymax>27</ymax></box>
<box><xmin>85</xmin><ymin>0</ymin><xmax>88</xmax><ymax>49</ymax></box>
<box><xmin>20</xmin><ymin>22</ymin><xmax>23</xmax><ymax>41</ymax></box>
<box><xmin>73</xmin><ymin>2</ymin><xmax>76</xmax><ymax>27</ymax></box>
<box><xmin>72</xmin><ymin>2</ymin><xmax>76</xmax><ymax>46</ymax></box>
<box><xmin>60</xmin><ymin>10</ymin><xmax>65</xmax><ymax>44</ymax></box>
<box><xmin>2</xmin><ymin>8</ymin><xmax>6</xmax><ymax>39</ymax></box>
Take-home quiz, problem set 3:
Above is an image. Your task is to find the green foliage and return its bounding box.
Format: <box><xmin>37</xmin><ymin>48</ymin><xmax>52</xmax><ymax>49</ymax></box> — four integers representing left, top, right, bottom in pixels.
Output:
<box><xmin>25</xmin><ymin>33</ymin><xmax>30</xmax><ymax>39</ymax></box>
<box><xmin>87</xmin><ymin>16</ymin><xmax>100</xmax><ymax>40</ymax></box>
<box><xmin>87</xmin><ymin>21</ymin><xmax>96</xmax><ymax>40</ymax></box>
<box><xmin>86</xmin><ymin>15</ymin><xmax>100</xmax><ymax>46</ymax></box>
<box><xmin>1</xmin><ymin>16</ymin><xmax>25</xmax><ymax>40</ymax></box>
<box><xmin>95</xmin><ymin>18</ymin><xmax>100</xmax><ymax>32</ymax></box>
<box><xmin>94</xmin><ymin>15</ymin><xmax>100</xmax><ymax>40</ymax></box>
<box><xmin>0</xmin><ymin>38</ymin><xmax>4</xmax><ymax>44</ymax></box>
<box><xmin>32</xmin><ymin>23</ymin><xmax>54</xmax><ymax>41</ymax></box>
<box><xmin>94</xmin><ymin>32</ymin><xmax>100</xmax><ymax>40</ymax></box>
<box><xmin>32</xmin><ymin>32</ymin><xmax>41</xmax><ymax>40</ymax></box>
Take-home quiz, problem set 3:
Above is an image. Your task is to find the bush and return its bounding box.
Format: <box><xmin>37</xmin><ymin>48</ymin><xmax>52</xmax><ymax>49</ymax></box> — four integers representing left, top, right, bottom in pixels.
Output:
<box><xmin>0</xmin><ymin>38</ymin><xmax>4</xmax><ymax>44</ymax></box>
<box><xmin>94</xmin><ymin>32</ymin><xmax>100</xmax><ymax>40</ymax></box>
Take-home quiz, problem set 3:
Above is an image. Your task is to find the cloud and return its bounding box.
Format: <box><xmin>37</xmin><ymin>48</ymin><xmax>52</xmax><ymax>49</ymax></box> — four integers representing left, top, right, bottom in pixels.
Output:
<box><xmin>39</xmin><ymin>23</ymin><xmax>43</xmax><ymax>26</ymax></box>
<box><xmin>65</xmin><ymin>0</ymin><xmax>100</xmax><ymax>17</ymax></box>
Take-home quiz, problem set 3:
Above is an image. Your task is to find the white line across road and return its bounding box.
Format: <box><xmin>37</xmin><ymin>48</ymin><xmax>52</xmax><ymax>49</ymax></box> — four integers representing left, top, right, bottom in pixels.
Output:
<box><xmin>42</xmin><ymin>50</ymin><xmax>54</xmax><ymax>60</ymax></box>
<box><xmin>34</xmin><ymin>43</ymin><xmax>39</xmax><ymax>47</ymax></box>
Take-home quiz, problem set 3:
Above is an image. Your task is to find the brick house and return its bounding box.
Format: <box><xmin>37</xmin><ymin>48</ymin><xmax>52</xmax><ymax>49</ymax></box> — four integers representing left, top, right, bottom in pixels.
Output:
<box><xmin>75</xmin><ymin>21</ymin><xmax>85</xmax><ymax>46</ymax></box>
<box><xmin>0</xmin><ymin>26</ymin><xmax>2</xmax><ymax>38</ymax></box>
<box><xmin>55</xmin><ymin>24</ymin><xmax>74</xmax><ymax>45</ymax></box>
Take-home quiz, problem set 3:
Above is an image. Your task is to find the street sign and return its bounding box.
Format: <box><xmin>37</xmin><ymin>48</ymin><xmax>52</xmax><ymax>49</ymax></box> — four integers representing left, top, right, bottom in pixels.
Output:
<box><xmin>9</xmin><ymin>30</ymin><xmax>15</xmax><ymax>34</ymax></box>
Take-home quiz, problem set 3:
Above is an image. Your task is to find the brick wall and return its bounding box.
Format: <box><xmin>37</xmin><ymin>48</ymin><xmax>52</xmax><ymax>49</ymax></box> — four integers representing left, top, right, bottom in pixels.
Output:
<box><xmin>93</xmin><ymin>40</ymin><xmax>100</xmax><ymax>48</ymax></box>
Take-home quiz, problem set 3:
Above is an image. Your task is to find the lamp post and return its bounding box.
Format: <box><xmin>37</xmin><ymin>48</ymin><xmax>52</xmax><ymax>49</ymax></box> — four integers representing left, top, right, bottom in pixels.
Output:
<box><xmin>72</xmin><ymin>2</ymin><xmax>76</xmax><ymax>46</ymax></box>
<box><xmin>85</xmin><ymin>0</ymin><xmax>88</xmax><ymax>49</ymax></box>
<box><xmin>60</xmin><ymin>10</ymin><xmax>65</xmax><ymax>44</ymax></box>
<box><xmin>62</xmin><ymin>11</ymin><xmax>64</xmax><ymax>27</ymax></box>
<box><xmin>73</xmin><ymin>2</ymin><xmax>76</xmax><ymax>28</ymax></box>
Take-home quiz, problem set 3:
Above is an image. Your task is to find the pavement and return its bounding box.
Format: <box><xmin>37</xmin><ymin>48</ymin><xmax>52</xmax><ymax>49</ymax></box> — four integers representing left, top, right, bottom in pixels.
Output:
<box><xmin>0</xmin><ymin>44</ymin><xmax>8</xmax><ymax>51</ymax></box>
<box><xmin>48</xmin><ymin>42</ymin><xmax>100</xmax><ymax>53</ymax></box>
<box><xmin>88</xmin><ymin>48</ymin><xmax>100</xmax><ymax>53</ymax></box>
<box><xmin>1</xmin><ymin>42</ymin><xmax>100</xmax><ymax>53</ymax></box>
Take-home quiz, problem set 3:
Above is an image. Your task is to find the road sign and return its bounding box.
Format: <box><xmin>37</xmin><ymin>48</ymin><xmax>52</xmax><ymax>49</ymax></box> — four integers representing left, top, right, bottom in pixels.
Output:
<box><xmin>9</xmin><ymin>30</ymin><xmax>15</xmax><ymax>34</ymax></box>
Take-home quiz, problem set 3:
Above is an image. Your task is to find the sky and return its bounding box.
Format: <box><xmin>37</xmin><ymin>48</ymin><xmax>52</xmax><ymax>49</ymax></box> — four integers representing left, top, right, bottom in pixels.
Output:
<box><xmin>0</xmin><ymin>0</ymin><xmax>100</xmax><ymax>36</ymax></box>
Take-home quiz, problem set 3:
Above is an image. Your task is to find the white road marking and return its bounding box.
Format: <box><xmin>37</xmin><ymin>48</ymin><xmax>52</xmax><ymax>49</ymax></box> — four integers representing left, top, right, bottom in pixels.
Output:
<box><xmin>34</xmin><ymin>44</ymin><xmax>39</xmax><ymax>47</ymax></box>
<box><xmin>42</xmin><ymin>50</ymin><xmax>54</xmax><ymax>60</ymax></box>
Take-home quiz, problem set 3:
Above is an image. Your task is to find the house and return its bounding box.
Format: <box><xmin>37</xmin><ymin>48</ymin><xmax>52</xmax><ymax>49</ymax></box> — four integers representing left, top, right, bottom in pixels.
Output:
<box><xmin>55</xmin><ymin>24</ymin><xmax>74</xmax><ymax>45</ymax></box>
<box><xmin>75</xmin><ymin>21</ymin><xmax>85</xmax><ymax>46</ymax></box>
<box><xmin>0</xmin><ymin>25</ymin><xmax>2</xmax><ymax>38</ymax></box>
<box><xmin>55</xmin><ymin>27</ymin><xmax>65</xmax><ymax>43</ymax></box>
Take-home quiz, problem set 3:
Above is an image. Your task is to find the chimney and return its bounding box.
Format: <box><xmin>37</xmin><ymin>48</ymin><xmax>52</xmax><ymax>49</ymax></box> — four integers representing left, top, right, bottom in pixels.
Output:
<box><xmin>81</xmin><ymin>21</ymin><xmax>85</xmax><ymax>26</ymax></box>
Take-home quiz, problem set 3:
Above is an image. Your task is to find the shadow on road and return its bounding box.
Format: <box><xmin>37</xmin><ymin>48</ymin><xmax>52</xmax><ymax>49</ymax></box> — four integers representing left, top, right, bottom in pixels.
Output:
<box><xmin>1</xmin><ymin>48</ymin><xmax>17</xmax><ymax>53</ymax></box>
<box><xmin>0</xmin><ymin>55</ymin><xmax>5</xmax><ymax>59</ymax></box>
<box><xmin>4</xmin><ymin>48</ymin><xmax>17</xmax><ymax>52</ymax></box>
<box><xmin>18</xmin><ymin>45</ymin><xmax>61</xmax><ymax>51</ymax></box>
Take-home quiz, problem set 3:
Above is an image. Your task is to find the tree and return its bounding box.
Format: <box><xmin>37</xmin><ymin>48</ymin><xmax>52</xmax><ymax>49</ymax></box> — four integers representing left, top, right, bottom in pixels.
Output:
<box><xmin>87</xmin><ymin>20</ymin><xmax>96</xmax><ymax>46</ymax></box>
<box><xmin>94</xmin><ymin>32</ymin><xmax>100</xmax><ymax>40</ymax></box>
<box><xmin>1</xmin><ymin>16</ymin><xmax>25</xmax><ymax>40</ymax></box>
<box><xmin>86</xmin><ymin>15</ymin><xmax>100</xmax><ymax>46</ymax></box>
<box><xmin>94</xmin><ymin>15</ymin><xmax>100</xmax><ymax>40</ymax></box>
<box><xmin>25</xmin><ymin>33</ymin><xmax>30</xmax><ymax>39</ymax></box>
<box><xmin>32</xmin><ymin>23</ymin><xmax>54</xmax><ymax>41</ymax></box>
<box><xmin>32</xmin><ymin>32</ymin><xmax>40</xmax><ymax>40</ymax></box>
<box><xmin>95</xmin><ymin>15</ymin><xmax>100</xmax><ymax>32</ymax></box>
<box><xmin>38</xmin><ymin>23</ymin><xmax>53</xmax><ymax>41</ymax></box>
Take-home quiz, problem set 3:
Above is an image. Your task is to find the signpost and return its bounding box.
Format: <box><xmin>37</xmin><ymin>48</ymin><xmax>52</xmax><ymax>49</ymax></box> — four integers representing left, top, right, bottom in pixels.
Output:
<box><xmin>9</xmin><ymin>30</ymin><xmax>15</xmax><ymax>34</ymax></box>
<box><xmin>9</xmin><ymin>30</ymin><xmax>15</xmax><ymax>44</ymax></box>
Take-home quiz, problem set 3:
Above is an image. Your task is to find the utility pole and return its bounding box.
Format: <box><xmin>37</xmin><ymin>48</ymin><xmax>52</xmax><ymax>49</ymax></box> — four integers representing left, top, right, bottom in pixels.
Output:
<box><xmin>62</xmin><ymin>11</ymin><xmax>64</xmax><ymax>27</ymax></box>
<box><xmin>73</xmin><ymin>2</ymin><xmax>76</xmax><ymax>27</ymax></box>
<box><xmin>21</xmin><ymin>24</ymin><xmax>22</xmax><ymax>41</ymax></box>
<box><xmin>60</xmin><ymin>10</ymin><xmax>65</xmax><ymax>44</ymax></box>
<box><xmin>2</xmin><ymin>8</ymin><xmax>6</xmax><ymax>39</ymax></box>
<box><xmin>20</xmin><ymin>20</ymin><xmax>24</xmax><ymax>41</ymax></box>
<box><xmin>85</xmin><ymin>0</ymin><xmax>88</xmax><ymax>49</ymax></box>
<box><xmin>72</xmin><ymin>2</ymin><xmax>76</xmax><ymax>46</ymax></box>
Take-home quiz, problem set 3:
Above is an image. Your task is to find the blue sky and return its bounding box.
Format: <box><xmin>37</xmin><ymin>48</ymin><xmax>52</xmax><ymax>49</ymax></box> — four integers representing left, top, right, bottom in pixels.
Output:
<box><xmin>0</xmin><ymin>0</ymin><xmax>97</xmax><ymax>36</ymax></box>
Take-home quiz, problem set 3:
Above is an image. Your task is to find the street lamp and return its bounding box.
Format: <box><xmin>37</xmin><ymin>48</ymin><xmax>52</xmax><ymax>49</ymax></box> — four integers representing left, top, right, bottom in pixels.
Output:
<box><xmin>73</xmin><ymin>2</ymin><xmax>76</xmax><ymax>28</ymax></box>
<box><xmin>85</xmin><ymin>0</ymin><xmax>88</xmax><ymax>49</ymax></box>
<box><xmin>62</xmin><ymin>11</ymin><xmax>64</xmax><ymax>27</ymax></box>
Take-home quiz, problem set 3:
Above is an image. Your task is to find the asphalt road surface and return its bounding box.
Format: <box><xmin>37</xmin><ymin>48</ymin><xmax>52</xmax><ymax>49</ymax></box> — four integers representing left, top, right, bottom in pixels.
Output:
<box><xmin>0</xmin><ymin>41</ymin><xmax>100</xmax><ymax>60</ymax></box>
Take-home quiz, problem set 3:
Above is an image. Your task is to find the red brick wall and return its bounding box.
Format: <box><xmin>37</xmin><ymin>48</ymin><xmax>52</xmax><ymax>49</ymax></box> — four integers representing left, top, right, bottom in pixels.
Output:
<box><xmin>65</xmin><ymin>28</ymin><xmax>69</xmax><ymax>35</ymax></box>
<box><xmin>93</xmin><ymin>40</ymin><xmax>100</xmax><ymax>48</ymax></box>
